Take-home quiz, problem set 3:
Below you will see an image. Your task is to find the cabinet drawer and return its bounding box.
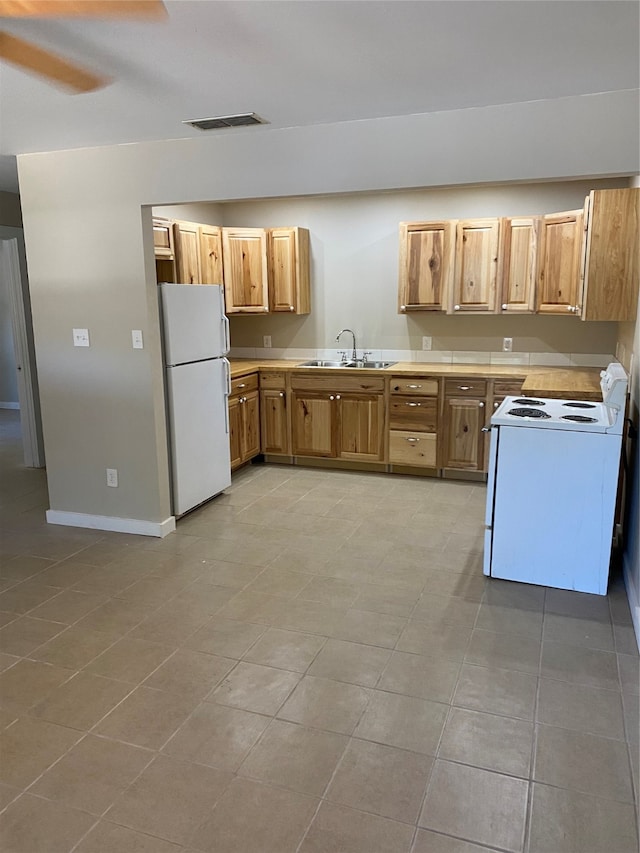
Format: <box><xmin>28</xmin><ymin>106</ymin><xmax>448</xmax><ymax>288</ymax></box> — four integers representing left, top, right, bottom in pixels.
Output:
<box><xmin>389</xmin><ymin>397</ymin><xmax>437</xmax><ymax>431</ymax></box>
<box><xmin>493</xmin><ymin>380</ymin><xmax>523</xmax><ymax>397</ymax></box>
<box><xmin>231</xmin><ymin>373</ymin><xmax>259</xmax><ymax>396</ymax></box>
<box><xmin>260</xmin><ymin>371</ymin><xmax>286</xmax><ymax>390</ymax></box>
<box><xmin>445</xmin><ymin>379</ymin><xmax>487</xmax><ymax>398</ymax></box>
<box><xmin>389</xmin><ymin>431</ymin><xmax>437</xmax><ymax>467</ymax></box>
<box><xmin>291</xmin><ymin>374</ymin><xmax>384</xmax><ymax>394</ymax></box>
<box><xmin>390</xmin><ymin>377</ymin><xmax>438</xmax><ymax>396</ymax></box>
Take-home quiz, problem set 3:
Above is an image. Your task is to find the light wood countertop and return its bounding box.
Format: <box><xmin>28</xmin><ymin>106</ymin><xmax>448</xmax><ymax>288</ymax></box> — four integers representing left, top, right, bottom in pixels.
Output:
<box><xmin>229</xmin><ymin>358</ymin><xmax>604</xmax><ymax>400</ymax></box>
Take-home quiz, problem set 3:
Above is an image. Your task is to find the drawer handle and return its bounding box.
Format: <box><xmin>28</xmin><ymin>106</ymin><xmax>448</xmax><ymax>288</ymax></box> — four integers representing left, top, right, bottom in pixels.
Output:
<box><xmin>407</xmin><ymin>384</ymin><xmax>422</xmax><ymax>389</ymax></box>
<box><xmin>406</xmin><ymin>437</ymin><xmax>420</xmax><ymax>443</ymax></box>
<box><xmin>458</xmin><ymin>385</ymin><xmax>472</xmax><ymax>391</ymax></box>
<box><xmin>406</xmin><ymin>402</ymin><xmax>421</xmax><ymax>407</ymax></box>
<box><xmin>237</xmin><ymin>383</ymin><xmax>246</xmax><ymax>389</ymax></box>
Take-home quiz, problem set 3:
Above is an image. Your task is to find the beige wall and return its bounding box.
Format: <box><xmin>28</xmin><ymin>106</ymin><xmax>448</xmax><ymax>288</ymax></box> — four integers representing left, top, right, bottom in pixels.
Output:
<box><xmin>0</xmin><ymin>192</ymin><xmax>21</xmax><ymax>228</ymax></box>
<box><xmin>16</xmin><ymin>90</ymin><xmax>640</xmax><ymax>526</ymax></box>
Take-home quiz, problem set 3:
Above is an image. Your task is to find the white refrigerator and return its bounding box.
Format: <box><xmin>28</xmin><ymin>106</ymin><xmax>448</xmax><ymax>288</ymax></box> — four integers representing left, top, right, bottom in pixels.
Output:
<box><xmin>159</xmin><ymin>283</ymin><xmax>232</xmax><ymax>516</ymax></box>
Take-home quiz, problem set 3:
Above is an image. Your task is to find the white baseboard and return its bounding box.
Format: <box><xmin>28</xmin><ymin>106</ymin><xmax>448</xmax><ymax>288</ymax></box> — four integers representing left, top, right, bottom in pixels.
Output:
<box><xmin>622</xmin><ymin>551</ymin><xmax>640</xmax><ymax>653</ymax></box>
<box><xmin>0</xmin><ymin>402</ymin><xmax>20</xmax><ymax>409</ymax></box>
<box><xmin>46</xmin><ymin>510</ymin><xmax>176</xmax><ymax>538</ymax></box>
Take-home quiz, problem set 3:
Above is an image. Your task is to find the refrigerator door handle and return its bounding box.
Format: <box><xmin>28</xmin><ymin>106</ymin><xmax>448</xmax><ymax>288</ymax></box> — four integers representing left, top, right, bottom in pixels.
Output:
<box><xmin>220</xmin><ymin>287</ymin><xmax>231</xmax><ymax>355</ymax></box>
<box><xmin>222</xmin><ymin>357</ymin><xmax>232</xmax><ymax>396</ymax></box>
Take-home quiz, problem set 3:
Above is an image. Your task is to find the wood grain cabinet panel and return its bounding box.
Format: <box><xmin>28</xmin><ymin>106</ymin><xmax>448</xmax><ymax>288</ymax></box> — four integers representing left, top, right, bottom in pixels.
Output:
<box><xmin>498</xmin><ymin>217</ymin><xmax>539</xmax><ymax>313</ymax></box>
<box><xmin>389</xmin><ymin>432</ymin><xmax>437</xmax><ymax>467</ymax></box>
<box><xmin>389</xmin><ymin>397</ymin><xmax>438</xmax><ymax>431</ymax></box>
<box><xmin>398</xmin><ymin>221</ymin><xmax>455</xmax><ymax>312</ymax></box>
<box><xmin>451</xmin><ymin>219</ymin><xmax>500</xmax><ymax>313</ymax></box>
<box><xmin>153</xmin><ymin>218</ymin><xmax>174</xmax><ymax>258</ymax></box>
<box><xmin>228</xmin><ymin>377</ymin><xmax>261</xmax><ymax>471</ymax></box>
<box><xmin>338</xmin><ymin>394</ymin><xmax>384</xmax><ymax>462</ymax></box>
<box><xmin>228</xmin><ymin>396</ymin><xmax>243</xmax><ymax>470</ymax></box>
<box><xmin>174</xmin><ymin>221</ymin><xmax>202</xmax><ymax>284</ymax></box>
<box><xmin>268</xmin><ymin>227</ymin><xmax>311</xmax><ymax>314</ymax></box>
<box><xmin>222</xmin><ymin>227</ymin><xmax>269</xmax><ymax>313</ymax></box>
<box><xmin>261</xmin><ymin>388</ymin><xmax>289</xmax><ymax>455</ymax></box>
<box><xmin>199</xmin><ymin>225</ymin><xmax>224</xmax><ymax>285</ymax></box>
<box><xmin>291</xmin><ymin>393</ymin><xmax>335</xmax><ymax>457</ymax></box>
<box><xmin>536</xmin><ymin>210</ymin><xmax>583</xmax><ymax>315</ymax></box>
<box><xmin>442</xmin><ymin>397</ymin><xmax>486</xmax><ymax>471</ymax></box>
<box><xmin>581</xmin><ymin>188</ymin><xmax>640</xmax><ymax>321</ymax></box>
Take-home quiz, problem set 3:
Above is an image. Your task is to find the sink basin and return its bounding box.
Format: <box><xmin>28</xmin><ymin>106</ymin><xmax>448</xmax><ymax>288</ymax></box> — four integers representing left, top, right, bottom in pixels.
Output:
<box><xmin>350</xmin><ymin>360</ymin><xmax>397</xmax><ymax>369</ymax></box>
<box><xmin>298</xmin><ymin>359</ymin><xmax>396</xmax><ymax>369</ymax></box>
<box><xmin>298</xmin><ymin>360</ymin><xmax>347</xmax><ymax>368</ymax></box>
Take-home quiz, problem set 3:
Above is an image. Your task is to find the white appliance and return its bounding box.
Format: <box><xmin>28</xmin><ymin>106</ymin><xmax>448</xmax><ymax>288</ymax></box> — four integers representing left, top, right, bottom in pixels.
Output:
<box><xmin>159</xmin><ymin>283</ymin><xmax>232</xmax><ymax>516</ymax></box>
<box><xmin>483</xmin><ymin>363</ymin><xmax>628</xmax><ymax>595</ymax></box>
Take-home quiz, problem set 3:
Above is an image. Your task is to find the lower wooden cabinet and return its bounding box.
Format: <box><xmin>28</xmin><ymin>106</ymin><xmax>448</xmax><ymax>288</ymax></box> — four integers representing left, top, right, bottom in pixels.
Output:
<box><xmin>290</xmin><ymin>376</ymin><xmax>385</xmax><ymax>462</ymax></box>
<box><xmin>388</xmin><ymin>383</ymin><xmax>439</xmax><ymax>469</ymax></box>
<box><xmin>229</xmin><ymin>374</ymin><xmax>261</xmax><ymax>471</ymax></box>
<box><xmin>260</xmin><ymin>371</ymin><xmax>289</xmax><ymax>455</ymax></box>
<box><xmin>442</xmin><ymin>378</ymin><xmax>487</xmax><ymax>471</ymax></box>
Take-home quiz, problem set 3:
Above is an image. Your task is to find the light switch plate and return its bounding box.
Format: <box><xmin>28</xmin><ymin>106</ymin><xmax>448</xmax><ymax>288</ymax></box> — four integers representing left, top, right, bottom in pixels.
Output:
<box><xmin>263</xmin><ymin>336</ymin><xmax>272</xmax><ymax>348</ymax></box>
<box><xmin>132</xmin><ymin>330</ymin><xmax>144</xmax><ymax>349</ymax></box>
<box><xmin>422</xmin><ymin>336</ymin><xmax>432</xmax><ymax>351</ymax></box>
<box><xmin>106</xmin><ymin>468</ymin><xmax>118</xmax><ymax>487</ymax></box>
<box><xmin>503</xmin><ymin>337</ymin><xmax>513</xmax><ymax>352</ymax></box>
<box><xmin>73</xmin><ymin>328</ymin><xmax>90</xmax><ymax>347</ymax></box>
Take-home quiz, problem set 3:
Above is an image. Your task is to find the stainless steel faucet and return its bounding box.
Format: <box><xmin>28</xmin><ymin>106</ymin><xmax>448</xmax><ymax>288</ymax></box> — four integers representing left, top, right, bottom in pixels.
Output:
<box><xmin>336</xmin><ymin>329</ymin><xmax>357</xmax><ymax>361</ymax></box>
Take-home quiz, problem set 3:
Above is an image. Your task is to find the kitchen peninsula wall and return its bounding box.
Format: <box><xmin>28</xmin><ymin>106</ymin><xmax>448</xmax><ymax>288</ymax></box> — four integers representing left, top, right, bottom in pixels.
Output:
<box><xmin>159</xmin><ymin>178</ymin><xmax>628</xmax><ymax>366</ymax></box>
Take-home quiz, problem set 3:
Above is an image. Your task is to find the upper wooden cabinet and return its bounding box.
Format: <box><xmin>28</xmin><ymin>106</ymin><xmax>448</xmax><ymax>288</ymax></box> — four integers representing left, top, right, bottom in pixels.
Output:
<box><xmin>498</xmin><ymin>217</ymin><xmax>539</xmax><ymax>313</ymax></box>
<box><xmin>580</xmin><ymin>188</ymin><xmax>640</xmax><ymax>322</ymax></box>
<box><xmin>398</xmin><ymin>221</ymin><xmax>455</xmax><ymax>312</ymax></box>
<box><xmin>199</xmin><ymin>225</ymin><xmax>224</xmax><ymax>285</ymax></box>
<box><xmin>222</xmin><ymin>227</ymin><xmax>269</xmax><ymax>314</ymax></box>
<box><xmin>153</xmin><ymin>218</ymin><xmax>175</xmax><ymax>259</ymax></box>
<box><xmin>536</xmin><ymin>210</ymin><xmax>583</xmax><ymax>315</ymax></box>
<box><xmin>173</xmin><ymin>220</ymin><xmax>202</xmax><ymax>285</ymax></box>
<box><xmin>268</xmin><ymin>227</ymin><xmax>311</xmax><ymax>314</ymax></box>
<box><xmin>450</xmin><ymin>219</ymin><xmax>500</xmax><ymax>313</ymax></box>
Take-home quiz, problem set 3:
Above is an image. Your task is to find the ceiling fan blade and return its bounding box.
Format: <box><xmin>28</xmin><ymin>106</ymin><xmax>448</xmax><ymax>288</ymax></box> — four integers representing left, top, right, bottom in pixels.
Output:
<box><xmin>0</xmin><ymin>0</ymin><xmax>166</xmax><ymax>19</ymax></box>
<box><xmin>0</xmin><ymin>30</ymin><xmax>108</xmax><ymax>91</ymax></box>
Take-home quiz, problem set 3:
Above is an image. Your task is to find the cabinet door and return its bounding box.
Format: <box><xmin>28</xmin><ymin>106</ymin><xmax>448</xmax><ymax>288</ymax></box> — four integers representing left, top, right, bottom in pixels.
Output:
<box><xmin>398</xmin><ymin>221</ymin><xmax>454</xmax><ymax>312</ymax></box>
<box><xmin>451</xmin><ymin>219</ymin><xmax>499</xmax><ymax>313</ymax></box>
<box><xmin>268</xmin><ymin>227</ymin><xmax>311</xmax><ymax>314</ymax></box>
<box><xmin>291</xmin><ymin>393</ymin><xmax>335</xmax><ymax>457</ymax></box>
<box><xmin>337</xmin><ymin>394</ymin><xmax>384</xmax><ymax>462</ymax></box>
<box><xmin>536</xmin><ymin>210</ymin><xmax>583</xmax><ymax>314</ymax></box>
<box><xmin>199</xmin><ymin>225</ymin><xmax>224</xmax><ymax>285</ymax></box>
<box><xmin>240</xmin><ymin>390</ymin><xmax>261</xmax><ymax>461</ymax></box>
<box><xmin>222</xmin><ymin>227</ymin><xmax>269</xmax><ymax>313</ymax></box>
<box><xmin>443</xmin><ymin>398</ymin><xmax>486</xmax><ymax>471</ymax></box>
<box><xmin>261</xmin><ymin>389</ymin><xmax>289</xmax><ymax>454</ymax></box>
<box><xmin>153</xmin><ymin>218</ymin><xmax>174</xmax><ymax>259</ymax></box>
<box><xmin>499</xmin><ymin>217</ymin><xmax>539</xmax><ymax>313</ymax></box>
<box><xmin>581</xmin><ymin>188</ymin><xmax>640</xmax><ymax>321</ymax></box>
<box><xmin>228</xmin><ymin>396</ymin><xmax>243</xmax><ymax>471</ymax></box>
<box><xmin>174</xmin><ymin>221</ymin><xmax>202</xmax><ymax>284</ymax></box>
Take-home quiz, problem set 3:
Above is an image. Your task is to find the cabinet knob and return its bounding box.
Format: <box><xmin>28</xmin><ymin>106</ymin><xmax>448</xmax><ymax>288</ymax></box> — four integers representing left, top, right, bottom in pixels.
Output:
<box><xmin>329</xmin><ymin>395</ymin><xmax>335</xmax><ymax>400</ymax></box>
<box><xmin>479</xmin><ymin>402</ymin><xmax>485</xmax><ymax>408</ymax></box>
<box><xmin>454</xmin><ymin>304</ymin><xmax>460</xmax><ymax>311</ymax></box>
<box><xmin>501</xmin><ymin>303</ymin><xmax>507</xmax><ymax>310</ymax></box>
<box><xmin>494</xmin><ymin>402</ymin><xmax>499</xmax><ymax>408</ymax></box>
<box><xmin>406</xmin><ymin>402</ymin><xmax>421</xmax><ymax>407</ymax></box>
<box><xmin>279</xmin><ymin>392</ymin><xmax>284</xmax><ymax>397</ymax></box>
<box><xmin>400</xmin><ymin>305</ymin><xmax>406</xmax><ymax>312</ymax></box>
<box><xmin>263</xmin><ymin>307</ymin><xmax>269</xmax><ymax>312</ymax></box>
<box><xmin>335</xmin><ymin>394</ymin><xmax>341</xmax><ymax>400</ymax></box>
<box><xmin>290</xmin><ymin>306</ymin><xmax>295</xmax><ymax>311</ymax></box>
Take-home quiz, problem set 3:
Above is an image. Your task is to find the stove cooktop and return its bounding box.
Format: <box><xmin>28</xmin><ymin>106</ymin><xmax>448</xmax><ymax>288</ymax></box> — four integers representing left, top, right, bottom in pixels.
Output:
<box><xmin>492</xmin><ymin>395</ymin><xmax>618</xmax><ymax>433</ymax></box>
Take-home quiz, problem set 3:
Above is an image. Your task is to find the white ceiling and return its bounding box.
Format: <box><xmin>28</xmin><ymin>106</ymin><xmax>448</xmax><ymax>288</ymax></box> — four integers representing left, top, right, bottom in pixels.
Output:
<box><xmin>1</xmin><ymin>0</ymin><xmax>638</xmax><ymax>193</ymax></box>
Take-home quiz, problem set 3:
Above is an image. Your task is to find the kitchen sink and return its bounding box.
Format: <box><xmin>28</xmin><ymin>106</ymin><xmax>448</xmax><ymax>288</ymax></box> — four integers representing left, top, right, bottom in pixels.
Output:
<box><xmin>298</xmin><ymin>359</ymin><xmax>396</xmax><ymax>369</ymax></box>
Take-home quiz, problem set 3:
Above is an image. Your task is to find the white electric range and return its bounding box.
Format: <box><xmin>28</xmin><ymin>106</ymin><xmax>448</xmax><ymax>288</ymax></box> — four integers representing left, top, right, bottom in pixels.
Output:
<box><xmin>483</xmin><ymin>363</ymin><xmax>628</xmax><ymax>595</ymax></box>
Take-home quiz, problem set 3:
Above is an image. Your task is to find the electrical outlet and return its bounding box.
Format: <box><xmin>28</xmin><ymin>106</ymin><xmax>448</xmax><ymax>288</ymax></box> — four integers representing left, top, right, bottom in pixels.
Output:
<box><xmin>132</xmin><ymin>330</ymin><xmax>144</xmax><ymax>349</ymax></box>
<box><xmin>73</xmin><ymin>328</ymin><xmax>90</xmax><ymax>347</ymax></box>
<box><xmin>422</xmin><ymin>336</ymin><xmax>432</xmax><ymax>351</ymax></box>
<box><xmin>503</xmin><ymin>337</ymin><xmax>513</xmax><ymax>352</ymax></box>
<box><xmin>106</xmin><ymin>468</ymin><xmax>118</xmax><ymax>488</ymax></box>
<box><xmin>263</xmin><ymin>336</ymin><xmax>272</xmax><ymax>348</ymax></box>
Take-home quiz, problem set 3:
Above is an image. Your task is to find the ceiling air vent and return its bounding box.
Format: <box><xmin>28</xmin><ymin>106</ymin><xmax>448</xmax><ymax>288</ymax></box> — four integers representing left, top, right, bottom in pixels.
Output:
<box><xmin>183</xmin><ymin>113</ymin><xmax>268</xmax><ymax>131</ymax></box>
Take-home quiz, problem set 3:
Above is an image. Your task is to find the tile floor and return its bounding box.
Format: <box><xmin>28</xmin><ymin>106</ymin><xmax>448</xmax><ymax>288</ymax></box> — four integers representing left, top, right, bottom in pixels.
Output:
<box><xmin>0</xmin><ymin>408</ymin><xmax>638</xmax><ymax>852</ymax></box>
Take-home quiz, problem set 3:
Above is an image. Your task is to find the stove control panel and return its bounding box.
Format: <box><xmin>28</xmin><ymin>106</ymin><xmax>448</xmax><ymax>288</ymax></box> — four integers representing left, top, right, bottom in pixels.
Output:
<box><xmin>600</xmin><ymin>363</ymin><xmax>628</xmax><ymax>410</ymax></box>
